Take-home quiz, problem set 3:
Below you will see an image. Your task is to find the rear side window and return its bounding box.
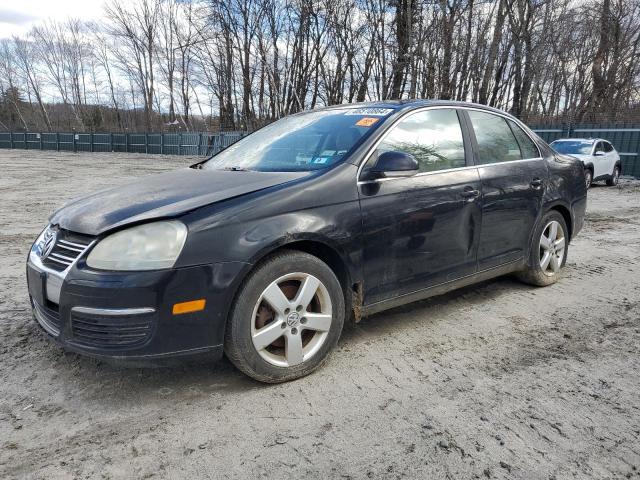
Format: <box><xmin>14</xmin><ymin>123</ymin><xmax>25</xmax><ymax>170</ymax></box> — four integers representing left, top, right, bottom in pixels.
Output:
<box><xmin>507</xmin><ymin>120</ymin><xmax>540</xmax><ymax>159</ymax></box>
<box><xmin>468</xmin><ymin>111</ymin><xmax>522</xmax><ymax>164</ymax></box>
<box><xmin>376</xmin><ymin>108</ymin><xmax>466</xmax><ymax>173</ymax></box>
<box><xmin>603</xmin><ymin>142</ymin><xmax>614</xmax><ymax>153</ymax></box>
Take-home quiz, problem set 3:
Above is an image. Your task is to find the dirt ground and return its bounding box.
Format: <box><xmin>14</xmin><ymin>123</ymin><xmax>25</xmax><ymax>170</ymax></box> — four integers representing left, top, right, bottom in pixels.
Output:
<box><xmin>0</xmin><ymin>150</ymin><xmax>639</xmax><ymax>480</ymax></box>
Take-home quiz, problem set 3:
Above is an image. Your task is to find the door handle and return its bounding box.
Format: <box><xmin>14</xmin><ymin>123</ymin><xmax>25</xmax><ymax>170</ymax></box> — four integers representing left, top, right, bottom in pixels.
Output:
<box><xmin>530</xmin><ymin>178</ymin><xmax>543</xmax><ymax>189</ymax></box>
<box><xmin>460</xmin><ymin>187</ymin><xmax>480</xmax><ymax>200</ymax></box>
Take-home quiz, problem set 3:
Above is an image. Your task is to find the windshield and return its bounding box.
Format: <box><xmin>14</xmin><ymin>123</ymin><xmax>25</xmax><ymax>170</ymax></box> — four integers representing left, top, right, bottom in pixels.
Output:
<box><xmin>202</xmin><ymin>107</ymin><xmax>394</xmax><ymax>172</ymax></box>
<box><xmin>550</xmin><ymin>140</ymin><xmax>594</xmax><ymax>155</ymax></box>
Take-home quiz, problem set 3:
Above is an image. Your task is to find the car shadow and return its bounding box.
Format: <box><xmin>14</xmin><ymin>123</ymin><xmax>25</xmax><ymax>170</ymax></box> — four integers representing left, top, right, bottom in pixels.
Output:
<box><xmin>24</xmin><ymin>274</ymin><xmax>531</xmax><ymax>404</ymax></box>
<box><xmin>339</xmin><ymin>274</ymin><xmax>528</xmax><ymax>343</ymax></box>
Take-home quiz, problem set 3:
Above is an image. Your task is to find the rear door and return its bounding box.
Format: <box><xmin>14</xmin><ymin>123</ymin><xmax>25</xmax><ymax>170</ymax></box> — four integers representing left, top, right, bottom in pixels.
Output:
<box><xmin>602</xmin><ymin>141</ymin><xmax>618</xmax><ymax>176</ymax></box>
<box><xmin>358</xmin><ymin>108</ymin><xmax>482</xmax><ymax>305</ymax></box>
<box><xmin>463</xmin><ymin>110</ymin><xmax>548</xmax><ymax>270</ymax></box>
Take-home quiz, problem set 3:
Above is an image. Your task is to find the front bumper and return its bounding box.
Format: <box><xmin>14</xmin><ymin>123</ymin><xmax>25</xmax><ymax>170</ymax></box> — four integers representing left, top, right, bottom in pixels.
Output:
<box><xmin>27</xmin><ymin>249</ymin><xmax>248</xmax><ymax>366</ymax></box>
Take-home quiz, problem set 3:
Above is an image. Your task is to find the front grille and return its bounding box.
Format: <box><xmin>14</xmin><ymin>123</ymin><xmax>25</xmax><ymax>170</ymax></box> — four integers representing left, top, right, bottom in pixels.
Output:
<box><xmin>70</xmin><ymin>312</ymin><xmax>154</xmax><ymax>348</ymax></box>
<box><xmin>42</xmin><ymin>229</ymin><xmax>94</xmax><ymax>272</ymax></box>
<box><xmin>33</xmin><ymin>300</ymin><xmax>61</xmax><ymax>336</ymax></box>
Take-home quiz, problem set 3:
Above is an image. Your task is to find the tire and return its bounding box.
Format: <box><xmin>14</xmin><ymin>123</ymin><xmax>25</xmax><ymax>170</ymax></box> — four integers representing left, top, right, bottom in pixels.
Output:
<box><xmin>606</xmin><ymin>165</ymin><xmax>620</xmax><ymax>186</ymax></box>
<box><xmin>584</xmin><ymin>169</ymin><xmax>593</xmax><ymax>189</ymax></box>
<box><xmin>224</xmin><ymin>250</ymin><xmax>345</xmax><ymax>383</ymax></box>
<box><xmin>516</xmin><ymin>210</ymin><xmax>569</xmax><ymax>287</ymax></box>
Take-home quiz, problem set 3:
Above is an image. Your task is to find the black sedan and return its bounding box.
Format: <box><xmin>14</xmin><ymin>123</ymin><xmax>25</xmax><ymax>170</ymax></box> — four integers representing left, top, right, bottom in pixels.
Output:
<box><xmin>27</xmin><ymin>100</ymin><xmax>587</xmax><ymax>382</ymax></box>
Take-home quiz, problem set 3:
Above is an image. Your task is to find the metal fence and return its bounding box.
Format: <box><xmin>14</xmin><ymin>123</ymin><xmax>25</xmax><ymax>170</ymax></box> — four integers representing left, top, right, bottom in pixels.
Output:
<box><xmin>0</xmin><ymin>131</ymin><xmax>245</xmax><ymax>156</ymax></box>
<box><xmin>531</xmin><ymin>125</ymin><xmax>640</xmax><ymax>178</ymax></box>
<box><xmin>1</xmin><ymin>125</ymin><xmax>639</xmax><ymax>178</ymax></box>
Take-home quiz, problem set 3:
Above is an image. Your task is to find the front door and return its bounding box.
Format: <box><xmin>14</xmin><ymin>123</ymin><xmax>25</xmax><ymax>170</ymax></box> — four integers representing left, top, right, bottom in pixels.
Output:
<box><xmin>464</xmin><ymin>110</ymin><xmax>548</xmax><ymax>270</ymax></box>
<box><xmin>358</xmin><ymin>108</ymin><xmax>482</xmax><ymax>306</ymax></box>
<box><xmin>593</xmin><ymin>141</ymin><xmax>616</xmax><ymax>178</ymax></box>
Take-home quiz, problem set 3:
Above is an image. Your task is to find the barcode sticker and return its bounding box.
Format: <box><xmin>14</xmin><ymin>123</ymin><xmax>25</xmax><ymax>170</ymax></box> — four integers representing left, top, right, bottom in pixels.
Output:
<box><xmin>345</xmin><ymin>108</ymin><xmax>394</xmax><ymax>116</ymax></box>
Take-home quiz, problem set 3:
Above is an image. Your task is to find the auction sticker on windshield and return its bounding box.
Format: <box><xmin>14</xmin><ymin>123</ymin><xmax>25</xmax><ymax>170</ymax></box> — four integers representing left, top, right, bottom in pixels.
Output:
<box><xmin>355</xmin><ymin>117</ymin><xmax>380</xmax><ymax>127</ymax></box>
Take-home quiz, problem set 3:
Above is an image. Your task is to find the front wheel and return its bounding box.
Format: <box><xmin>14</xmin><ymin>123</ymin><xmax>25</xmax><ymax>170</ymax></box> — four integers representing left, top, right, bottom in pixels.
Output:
<box><xmin>606</xmin><ymin>165</ymin><xmax>620</xmax><ymax>186</ymax></box>
<box><xmin>516</xmin><ymin>211</ymin><xmax>568</xmax><ymax>287</ymax></box>
<box><xmin>224</xmin><ymin>250</ymin><xmax>345</xmax><ymax>383</ymax></box>
<box><xmin>584</xmin><ymin>169</ymin><xmax>593</xmax><ymax>189</ymax></box>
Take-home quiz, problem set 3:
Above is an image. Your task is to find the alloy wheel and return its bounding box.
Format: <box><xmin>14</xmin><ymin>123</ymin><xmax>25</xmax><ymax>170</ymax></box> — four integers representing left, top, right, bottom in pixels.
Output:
<box><xmin>613</xmin><ymin>167</ymin><xmax>620</xmax><ymax>185</ymax></box>
<box><xmin>539</xmin><ymin>220</ymin><xmax>566</xmax><ymax>276</ymax></box>
<box><xmin>251</xmin><ymin>272</ymin><xmax>332</xmax><ymax>367</ymax></box>
<box><xmin>585</xmin><ymin>170</ymin><xmax>592</xmax><ymax>188</ymax></box>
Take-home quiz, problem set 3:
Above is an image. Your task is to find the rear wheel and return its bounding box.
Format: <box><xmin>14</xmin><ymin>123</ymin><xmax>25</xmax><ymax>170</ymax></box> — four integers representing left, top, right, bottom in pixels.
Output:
<box><xmin>224</xmin><ymin>250</ymin><xmax>345</xmax><ymax>383</ymax></box>
<box><xmin>584</xmin><ymin>169</ymin><xmax>593</xmax><ymax>189</ymax></box>
<box><xmin>606</xmin><ymin>165</ymin><xmax>620</xmax><ymax>186</ymax></box>
<box><xmin>517</xmin><ymin>211</ymin><xmax>568</xmax><ymax>287</ymax></box>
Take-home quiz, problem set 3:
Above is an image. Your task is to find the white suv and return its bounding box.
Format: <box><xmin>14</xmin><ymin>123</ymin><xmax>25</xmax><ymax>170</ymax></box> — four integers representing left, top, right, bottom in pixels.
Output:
<box><xmin>550</xmin><ymin>138</ymin><xmax>621</xmax><ymax>188</ymax></box>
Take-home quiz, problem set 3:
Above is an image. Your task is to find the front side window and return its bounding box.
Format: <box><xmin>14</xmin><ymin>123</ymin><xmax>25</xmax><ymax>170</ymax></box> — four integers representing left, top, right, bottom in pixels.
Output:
<box><xmin>468</xmin><ymin>111</ymin><xmax>522</xmax><ymax>164</ymax></box>
<box><xmin>374</xmin><ymin>109</ymin><xmax>466</xmax><ymax>173</ymax></box>
<box><xmin>594</xmin><ymin>142</ymin><xmax>604</xmax><ymax>154</ymax></box>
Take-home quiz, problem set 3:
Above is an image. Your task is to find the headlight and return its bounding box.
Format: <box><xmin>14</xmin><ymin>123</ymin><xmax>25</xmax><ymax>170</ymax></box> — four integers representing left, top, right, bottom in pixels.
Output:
<box><xmin>86</xmin><ymin>221</ymin><xmax>187</xmax><ymax>271</ymax></box>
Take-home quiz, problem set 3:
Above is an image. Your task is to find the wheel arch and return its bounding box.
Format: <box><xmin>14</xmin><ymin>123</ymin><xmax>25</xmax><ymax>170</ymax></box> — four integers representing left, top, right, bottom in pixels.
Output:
<box><xmin>524</xmin><ymin>202</ymin><xmax>573</xmax><ymax>270</ymax></box>
<box><xmin>266</xmin><ymin>239</ymin><xmax>354</xmax><ymax>295</ymax></box>
<box><xmin>547</xmin><ymin>203</ymin><xmax>573</xmax><ymax>241</ymax></box>
<box><xmin>230</xmin><ymin>236</ymin><xmax>360</xmax><ymax>322</ymax></box>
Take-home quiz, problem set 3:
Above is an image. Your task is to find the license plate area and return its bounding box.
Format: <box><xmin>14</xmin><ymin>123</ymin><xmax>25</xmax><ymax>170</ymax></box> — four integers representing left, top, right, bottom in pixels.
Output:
<box><xmin>28</xmin><ymin>264</ymin><xmax>63</xmax><ymax>336</ymax></box>
<box><xmin>27</xmin><ymin>265</ymin><xmax>47</xmax><ymax>306</ymax></box>
<box><xmin>27</xmin><ymin>263</ymin><xmax>63</xmax><ymax>304</ymax></box>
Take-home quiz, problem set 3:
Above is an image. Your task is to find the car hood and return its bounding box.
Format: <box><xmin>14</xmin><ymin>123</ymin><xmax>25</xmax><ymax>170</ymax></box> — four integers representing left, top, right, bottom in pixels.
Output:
<box><xmin>50</xmin><ymin>168</ymin><xmax>309</xmax><ymax>236</ymax></box>
<box><xmin>566</xmin><ymin>154</ymin><xmax>592</xmax><ymax>162</ymax></box>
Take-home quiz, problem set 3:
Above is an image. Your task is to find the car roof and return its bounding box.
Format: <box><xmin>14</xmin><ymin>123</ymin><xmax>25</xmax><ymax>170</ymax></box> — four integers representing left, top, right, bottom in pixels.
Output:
<box><xmin>552</xmin><ymin>138</ymin><xmax>608</xmax><ymax>143</ymax></box>
<box><xmin>317</xmin><ymin>99</ymin><xmax>514</xmax><ymax>117</ymax></box>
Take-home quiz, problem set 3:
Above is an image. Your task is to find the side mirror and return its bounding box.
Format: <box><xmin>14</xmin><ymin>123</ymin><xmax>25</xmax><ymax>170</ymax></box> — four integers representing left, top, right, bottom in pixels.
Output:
<box><xmin>595</xmin><ymin>150</ymin><xmax>605</xmax><ymax>156</ymax></box>
<box><xmin>368</xmin><ymin>151</ymin><xmax>419</xmax><ymax>178</ymax></box>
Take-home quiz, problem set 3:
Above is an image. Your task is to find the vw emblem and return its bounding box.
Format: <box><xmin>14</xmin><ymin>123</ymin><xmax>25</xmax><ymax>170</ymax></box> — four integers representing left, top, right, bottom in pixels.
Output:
<box><xmin>286</xmin><ymin>311</ymin><xmax>300</xmax><ymax>327</ymax></box>
<box><xmin>41</xmin><ymin>229</ymin><xmax>57</xmax><ymax>259</ymax></box>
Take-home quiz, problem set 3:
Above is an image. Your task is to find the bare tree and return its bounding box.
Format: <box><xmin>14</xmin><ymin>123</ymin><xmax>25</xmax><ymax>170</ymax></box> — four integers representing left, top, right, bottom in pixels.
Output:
<box><xmin>12</xmin><ymin>37</ymin><xmax>52</xmax><ymax>131</ymax></box>
<box><xmin>1</xmin><ymin>0</ymin><xmax>640</xmax><ymax>132</ymax></box>
<box><xmin>105</xmin><ymin>0</ymin><xmax>161</xmax><ymax>131</ymax></box>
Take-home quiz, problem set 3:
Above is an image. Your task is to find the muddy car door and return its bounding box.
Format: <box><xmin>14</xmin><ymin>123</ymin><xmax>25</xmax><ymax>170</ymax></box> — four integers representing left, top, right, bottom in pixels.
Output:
<box><xmin>357</xmin><ymin>108</ymin><xmax>481</xmax><ymax>305</ymax></box>
<box><xmin>464</xmin><ymin>110</ymin><xmax>548</xmax><ymax>270</ymax></box>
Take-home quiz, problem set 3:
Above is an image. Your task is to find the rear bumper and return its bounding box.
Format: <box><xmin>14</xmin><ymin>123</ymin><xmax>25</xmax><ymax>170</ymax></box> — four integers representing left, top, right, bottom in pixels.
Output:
<box><xmin>571</xmin><ymin>195</ymin><xmax>587</xmax><ymax>238</ymax></box>
<box><xmin>27</xmin><ymin>258</ymin><xmax>248</xmax><ymax>365</ymax></box>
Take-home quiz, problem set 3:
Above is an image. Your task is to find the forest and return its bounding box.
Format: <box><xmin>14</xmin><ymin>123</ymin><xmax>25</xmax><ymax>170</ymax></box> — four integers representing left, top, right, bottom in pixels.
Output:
<box><xmin>0</xmin><ymin>0</ymin><xmax>638</xmax><ymax>133</ymax></box>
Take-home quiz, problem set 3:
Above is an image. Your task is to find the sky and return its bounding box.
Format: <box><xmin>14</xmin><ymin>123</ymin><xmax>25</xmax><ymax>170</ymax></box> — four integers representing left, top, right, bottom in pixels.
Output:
<box><xmin>0</xmin><ymin>1</ymin><xmax>105</xmax><ymax>38</ymax></box>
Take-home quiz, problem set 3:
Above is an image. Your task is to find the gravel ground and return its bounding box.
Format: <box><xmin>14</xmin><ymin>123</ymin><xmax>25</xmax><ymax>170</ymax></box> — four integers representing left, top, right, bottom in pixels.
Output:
<box><xmin>1</xmin><ymin>150</ymin><xmax>639</xmax><ymax>480</ymax></box>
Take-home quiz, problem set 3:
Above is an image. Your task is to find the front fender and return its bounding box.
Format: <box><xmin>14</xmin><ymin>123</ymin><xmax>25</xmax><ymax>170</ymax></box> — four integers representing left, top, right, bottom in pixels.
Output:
<box><xmin>174</xmin><ymin>163</ymin><xmax>363</xmax><ymax>285</ymax></box>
